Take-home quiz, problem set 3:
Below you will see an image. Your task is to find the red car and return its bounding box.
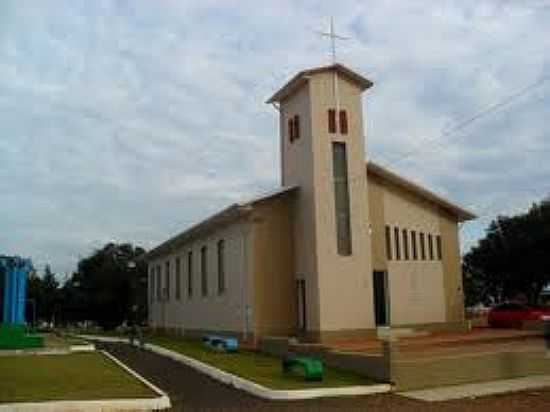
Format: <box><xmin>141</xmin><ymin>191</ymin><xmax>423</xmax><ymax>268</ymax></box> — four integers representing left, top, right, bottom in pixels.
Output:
<box><xmin>487</xmin><ymin>303</ymin><xmax>550</xmax><ymax>328</ymax></box>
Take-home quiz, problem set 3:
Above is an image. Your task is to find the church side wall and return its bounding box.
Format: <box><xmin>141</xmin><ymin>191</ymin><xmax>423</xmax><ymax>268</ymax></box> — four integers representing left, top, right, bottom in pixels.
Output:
<box><xmin>147</xmin><ymin>219</ymin><xmax>254</xmax><ymax>337</ymax></box>
<box><xmin>252</xmin><ymin>196</ymin><xmax>297</xmax><ymax>338</ymax></box>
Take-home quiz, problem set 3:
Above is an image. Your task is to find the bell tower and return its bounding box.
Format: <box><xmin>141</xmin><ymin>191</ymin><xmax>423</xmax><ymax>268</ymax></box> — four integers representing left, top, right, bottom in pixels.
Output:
<box><xmin>267</xmin><ymin>64</ymin><xmax>375</xmax><ymax>340</ymax></box>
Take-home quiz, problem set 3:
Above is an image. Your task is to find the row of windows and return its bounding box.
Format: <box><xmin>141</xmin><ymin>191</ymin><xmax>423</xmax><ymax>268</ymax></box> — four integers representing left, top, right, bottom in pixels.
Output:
<box><xmin>149</xmin><ymin>239</ymin><xmax>226</xmax><ymax>303</ymax></box>
<box><xmin>287</xmin><ymin>109</ymin><xmax>349</xmax><ymax>144</ymax></box>
<box><xmin>384</xmin><ymin>225</ymin><xmax>442</xmax><ymax>261</ymax></box>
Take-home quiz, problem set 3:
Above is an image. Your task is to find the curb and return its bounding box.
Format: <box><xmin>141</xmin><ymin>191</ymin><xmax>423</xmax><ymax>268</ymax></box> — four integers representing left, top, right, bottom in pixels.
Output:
<box><xmin>0</xmin><ymin>349</ymin><xmax>171</xmax><ymax>412</ymax></box>
<box><xmin>76</xmin><ymin>334</ymin><xmax>391</xmax><ymax>400</ymax></box>
<box><xmin>0</xmin><ymin>344</ymin><xmax>95</xmax><ymax>357</ymax></box>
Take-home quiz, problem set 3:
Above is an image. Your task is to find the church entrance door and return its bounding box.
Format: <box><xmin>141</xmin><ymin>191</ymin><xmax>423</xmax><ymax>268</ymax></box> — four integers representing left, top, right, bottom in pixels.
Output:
<box><xmin>373</xmin><ymin>271</ymin><xmax>389</xmax><ymax>326</ymax></box>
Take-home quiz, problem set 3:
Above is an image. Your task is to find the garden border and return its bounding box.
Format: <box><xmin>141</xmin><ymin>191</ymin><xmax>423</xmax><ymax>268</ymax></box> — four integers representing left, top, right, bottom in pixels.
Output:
<box><xmin>76</xmin><ymin>334</ymin><xmax>392</xmax><ymax>400</ymax></box>
<box><xmin>0</xmin><ymin>349</ymin><xmax>171</xmax><ymax>412</ymax></box>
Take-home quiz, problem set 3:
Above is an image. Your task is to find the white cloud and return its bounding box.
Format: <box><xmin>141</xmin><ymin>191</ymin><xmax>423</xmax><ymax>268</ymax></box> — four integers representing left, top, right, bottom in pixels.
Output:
<box><xmin>0</xmin><ymin>0</ymin><xmax>549</xmax><ymax>274</ymax></box>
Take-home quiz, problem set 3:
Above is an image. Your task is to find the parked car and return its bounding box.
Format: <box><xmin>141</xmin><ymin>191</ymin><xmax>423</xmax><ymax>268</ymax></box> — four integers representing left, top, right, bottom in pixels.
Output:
<box><xmin>488</xmin><ymin>303</ymin><xmax>550</xmax><ymax>328</ymax></box>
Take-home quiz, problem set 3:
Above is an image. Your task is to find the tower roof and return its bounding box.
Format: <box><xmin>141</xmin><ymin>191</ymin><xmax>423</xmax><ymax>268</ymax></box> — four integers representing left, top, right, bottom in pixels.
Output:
<box><xmin>266</xmin><ymin>63</ymin><xmax>373</xmax><ymax>104</ymax></box>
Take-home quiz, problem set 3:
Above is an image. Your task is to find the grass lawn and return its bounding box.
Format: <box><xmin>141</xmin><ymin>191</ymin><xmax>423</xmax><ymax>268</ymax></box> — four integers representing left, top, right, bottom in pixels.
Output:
<box><xmin>149</xmin><ymin>336</ymin><xmax>374</xmax><ymax>390</ymax></box>
<box><xmin>0</xmin><ymin>352</ymin><xmax>155</xmax><ymax>403</ymax></box>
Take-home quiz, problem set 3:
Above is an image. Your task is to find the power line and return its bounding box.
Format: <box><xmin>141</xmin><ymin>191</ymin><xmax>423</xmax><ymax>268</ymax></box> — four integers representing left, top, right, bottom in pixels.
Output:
<box><xmin>379</xmin><ymin>73</ymin><xmax>550</xmax><ymax>167</ymax></box>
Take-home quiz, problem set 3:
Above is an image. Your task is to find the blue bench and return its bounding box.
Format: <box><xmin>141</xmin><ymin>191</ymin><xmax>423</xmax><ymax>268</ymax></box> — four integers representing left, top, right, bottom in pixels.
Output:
<box><xmin>202</xmin><ymin>335</ymin><xmax>239</xmax><ymax>353</ymax></box>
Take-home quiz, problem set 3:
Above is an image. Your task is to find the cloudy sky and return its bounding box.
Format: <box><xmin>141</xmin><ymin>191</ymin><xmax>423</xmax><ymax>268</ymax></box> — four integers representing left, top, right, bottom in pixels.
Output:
<box><xmin>1</xmin><ymin>0</ymin><xmax>549</xmax><ymax>277</ymax></box>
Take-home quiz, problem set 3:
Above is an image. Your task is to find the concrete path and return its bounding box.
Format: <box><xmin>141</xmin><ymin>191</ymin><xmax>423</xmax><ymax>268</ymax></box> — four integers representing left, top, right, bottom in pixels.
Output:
<box><xmin>400</xmin><ymin>375</ymin><xmax>550</xmax><ymax>402</ymax></box>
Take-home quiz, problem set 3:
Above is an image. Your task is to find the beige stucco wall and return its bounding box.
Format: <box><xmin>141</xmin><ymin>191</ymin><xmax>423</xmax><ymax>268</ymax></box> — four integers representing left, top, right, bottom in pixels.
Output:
<box><xmin>279</xmin><ymin>82</ymin><xmax>321</xmax><ymax>331</ymax></box>
<box><xmin>309</xmin><ymin>72</ymin><xmax>374</xmax><ymax>332</ymax></box>
<box><xmin>439</xmin><ymin>212</ymin><xmax>465</xmax><ymax>323</ymax></box>
<box><xmin>147</xmin><ymin>218</ymin><xmax>254</xmax><ymax>336</ymax></box>
<box><xmin>375</xmin><ymin>179</ymin><xmax>458</xmax><ymax>325</ymax></box>
<box><xmin>252</xmin><ymin>196</ymin><xmax>297</xmax><ymax>337</ymax></box>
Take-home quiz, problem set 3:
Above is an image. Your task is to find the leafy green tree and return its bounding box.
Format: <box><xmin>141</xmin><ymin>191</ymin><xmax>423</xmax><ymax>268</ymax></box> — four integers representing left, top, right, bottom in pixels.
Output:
<box><xmin>464</xmin><ymin>198</ymin><xmax>550</xmax><ymax>305</ymax></box>
<box><xmin>72</xmin><ymin>243</ymin><xmax>148</xmax><ymax>329</ymax></box>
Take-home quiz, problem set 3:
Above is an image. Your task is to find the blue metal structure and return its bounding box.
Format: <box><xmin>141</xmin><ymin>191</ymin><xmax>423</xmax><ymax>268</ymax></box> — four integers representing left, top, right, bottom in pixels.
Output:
<box><xmin>0</xmin><ymin>256</ymin><xmax>33</xmax><ymax>325</ymax></box>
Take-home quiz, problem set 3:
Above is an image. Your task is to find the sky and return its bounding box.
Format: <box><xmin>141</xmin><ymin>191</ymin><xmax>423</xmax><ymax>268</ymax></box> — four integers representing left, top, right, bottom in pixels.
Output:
<box><xmin>1</xmin><ymin>0</ymin><xmax>549</xmax><ymax>277</ymax></box>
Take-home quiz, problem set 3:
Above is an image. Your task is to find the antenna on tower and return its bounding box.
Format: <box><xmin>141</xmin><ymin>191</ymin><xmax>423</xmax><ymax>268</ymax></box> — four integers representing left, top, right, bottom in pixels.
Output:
<box><xmin>317</xmin><ymin>17</ymin><xmax>350</xmax><ymax>64</ymax></box>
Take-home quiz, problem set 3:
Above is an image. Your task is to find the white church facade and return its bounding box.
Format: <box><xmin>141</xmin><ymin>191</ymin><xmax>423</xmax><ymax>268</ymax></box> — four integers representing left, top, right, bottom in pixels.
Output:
<box><xmin>144</xmin><ymin>63</ymin><xmax>475</xmax><ymax>342</ymax></box>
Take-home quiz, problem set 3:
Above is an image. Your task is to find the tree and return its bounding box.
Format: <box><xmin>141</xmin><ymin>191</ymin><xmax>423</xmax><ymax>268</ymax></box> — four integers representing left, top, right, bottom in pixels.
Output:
<box><xmin>464</xmin><ymin>198</ymin><xmax>550</xmax><ymax>306</ymax></box>
<box><xmin>69</xmin><ymin>243</ymin><xmax>148</xmax><ymax>329</ymax></box>
<box><xmin>26</xmin><ymin>264</ymin><xmax>60</xmax><ymax>325</ymax></box>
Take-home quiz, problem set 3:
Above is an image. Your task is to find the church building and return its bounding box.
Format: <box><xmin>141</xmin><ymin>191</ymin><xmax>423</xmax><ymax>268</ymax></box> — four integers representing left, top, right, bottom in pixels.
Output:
<box><xmin>144</xmin><ymin>63</ymin><xmax>476</xmax><ymax>342</ymax></box>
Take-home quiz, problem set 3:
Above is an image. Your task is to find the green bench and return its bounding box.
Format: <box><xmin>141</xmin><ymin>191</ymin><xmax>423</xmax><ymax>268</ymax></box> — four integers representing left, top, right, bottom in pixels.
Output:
<box><xmin>282</xmin><ymin>354</ymin><xmax>324</xmax><ymax>381</ymax></box>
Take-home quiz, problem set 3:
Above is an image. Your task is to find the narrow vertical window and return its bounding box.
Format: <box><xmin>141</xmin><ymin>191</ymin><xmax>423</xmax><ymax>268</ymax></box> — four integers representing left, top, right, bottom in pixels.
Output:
<box><xmin>294</xmin><ymin>115</ymin><xmax>300</xmax><ymax>140</ymax></box>
<box><xmin>385</xmin><ymin>225</ymin><xmax>392</xmax><ymax>260</ymax></box>
<box><xmin>175</xmin><ymin>257</ymin><xmax>181</xmax><ymax>300</ymax></box>
<box><xmin>420</xmin><ymin>232</ymin><xmax>426</xmax><ymax>260</ymax></box>
<box><xmin>437</xmin><ymin>235</ymin><xmax>442</xmax><ymax>260</ymax></box>
<box><xmin>339</xmin><ymin>110</ymin><xmax>348</xmax><ymax>134</ymax></box>
<box><xmin>332</xmin><ymin>142</ymin><xmax>352</xmax><ymax>255</ymax></box>
<box><xmin>187</xmin><ymin>251</ymin><xmax>193</xmax><ymax>298</ymax></box>
<box><xmin>428</xmin><ymin>234</ymin><xmax>434</xmax><ymax>260</ymax></box>
<box><xmin>149</xmin><ymin>267</ymin><xmax>155</xmax><ymax>303</ymax></box>
<box><xmin>288</xmin><ymin>118</ymin><xmax>294</xmax><ymax>142</ymax></box>
<box><xmin>156</xmin><ymin>265</ymin><xmax>161</xmax><ymax>301</ymax></box>
<box><xmin>217</xmin><ymin>240</ymin><xmax>225</xmax><ymax>295</ymax></box>
<box><xmin>394</xmin><ymin>227</ymin><xmax>400</xmax><ymax>260</ymax></box>
<box><xmin>164</xmin><ymin>261</ymin><xmax>170</xmax><ymax>301</ymax></box>
<box><xmin>402</xmin><ymin>229</ymin><xmax>409</xmax><ymax>260</ymax></box>
<box><xmin>411</xmin><ymin>230</ymin><xmax>418</xmax><ymax>260</ymax></box>
<box><xmin>201</xmin><ymin>246</ymin><xmax>208</xmax><ymax>297</ymax></box>
<box><xmin>328</xmin><ymin>109</ymin><xmax>336</xmax><ymax>133</ymax></box>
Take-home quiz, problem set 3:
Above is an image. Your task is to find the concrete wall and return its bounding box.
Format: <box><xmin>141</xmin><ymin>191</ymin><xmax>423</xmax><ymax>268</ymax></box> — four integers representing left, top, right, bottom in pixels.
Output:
<box><xmin>148</xmin><ymin>218</ymin><xmax>254</xmax><ymax>337</ymax></box>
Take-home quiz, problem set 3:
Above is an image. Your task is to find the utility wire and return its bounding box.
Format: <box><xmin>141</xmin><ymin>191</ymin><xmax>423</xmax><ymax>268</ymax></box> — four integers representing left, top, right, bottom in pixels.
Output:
<box><xmin>379</xmin><ymin>74</ymin><xmax>550</xmax><ymax>168</ymax></box>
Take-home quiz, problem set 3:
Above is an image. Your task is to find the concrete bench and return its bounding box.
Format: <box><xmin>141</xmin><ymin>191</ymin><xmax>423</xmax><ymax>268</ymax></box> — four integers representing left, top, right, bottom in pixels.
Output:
<box><xmin>282</xmin><ymin>354</ymin><xmax>324</xmax><ymax>381</ymax></box>
<box><xmin>202</xmin><ymin>335</ymin><xmax>239</xmax><ymax>353</ymax></box>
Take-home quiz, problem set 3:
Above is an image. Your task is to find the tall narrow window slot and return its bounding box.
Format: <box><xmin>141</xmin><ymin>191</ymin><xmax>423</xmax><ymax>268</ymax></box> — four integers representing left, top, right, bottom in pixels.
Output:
<box><xmin>332</xmin><ymin>142</ymin><xmax>352</xmax><ymax>255</ymax></box>
<box><xmin>294</xmin><ymin>115</ymin><xmax>300</xmax><ymax>140</ymax></box>
<box><xmin>288</xmin><ymin>118</ymin><xmax>294</xmax><ymax>142</ymax></box>
<box><xmin>187</xmin><ymin>251</ymin><xmax>193</xmax><ymax>298</ymax></box>
<box><xmin>156</xmin><ymin>265</ymin><xmax>161</xmax><ymax>301</ymax></box>
<box><xmin>328</xmin><ymin>109</ymin><xmax>337</xmax><ymax>133</ymax></box>
<box><xmin>339</xmin><ymin>110</ymin><xmax>348</xmax><ymax>134</ymax></box>
<box><xmin>411</xmin><ymin>230</ymin><xmax>418</xmax><ymax>260</ymax></box>
<box><xmin>428</xmin><ymin>234</ymin><xmax>434</xmax><ymax>260</ymax></box>
<box><xmin>394</xmin><ymin>227</ymin><xmax>400</xmax><ymax>260</ymax></box>
<box><xmin>201</xmin><ymin>246</ymin><xmax>208</xmax><ymax>297</ymax></box>
<box><xmin>149</xmin><ymin>267</ymin><xmax>155</xmax><ymax>303</ymax></box>
<box><xmin>385</xmin><ymin>225</ymin><xmax>392</xmax><ymax>260</ymax></box>
<box><xmin>436</xmin><ymin>235</ymin><xmax>442</xmax><ymax>260</ymax></box>
<box><xmin>402</xmin><ymin>229</ymin><xmax>409</xmax><ymax>260</ymax></box>
<box><xmin>217</xmin><ymin>239</ymin><xmax>225</xmax><ymax>295</ymax></box>
<box><xmin>164</xmin><ymin>261</ymin><xmax>170</xmax><ymax>301</ymax></box>
<box><xmin>420</xmin><ymin>232</ymin><xmax>426</xmax><ymax>260</ymax></box>
<box><xmin>175</xmin><ymin>257</ymin><xmax>181</xmax><ymax>300</ymax></box>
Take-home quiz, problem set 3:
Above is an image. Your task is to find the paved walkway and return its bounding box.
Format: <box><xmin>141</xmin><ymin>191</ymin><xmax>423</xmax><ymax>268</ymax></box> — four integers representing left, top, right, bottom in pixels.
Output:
<box><xmin>400</xmin><ymin>375</ymin><xmax>550</xmax><ymax>402</ymax></box>
<box><xmin>97</xmin><ymin>341</ymin><xmax>550</xmax><ymax>411</ymax></box>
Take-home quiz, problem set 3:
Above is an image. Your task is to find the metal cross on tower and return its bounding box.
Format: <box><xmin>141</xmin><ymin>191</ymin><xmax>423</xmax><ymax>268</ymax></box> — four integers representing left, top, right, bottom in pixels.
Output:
<box><xmin>319</xmin><ymin>17</ymin><xmax>349</xmax><ymax>64</ymax></box>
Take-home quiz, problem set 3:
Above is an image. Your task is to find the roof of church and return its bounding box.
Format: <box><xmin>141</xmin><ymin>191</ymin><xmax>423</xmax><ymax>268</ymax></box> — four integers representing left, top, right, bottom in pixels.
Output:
<box><xmin>367</xmin><ymin>161</ymin><xmax>476</xmax><ymax>221</ymax></box>
<box><xmin>143</xmin><ymin>186</ymin><xmax>297</xmax><ymax>261</ymax></box>
<box><xmin>266</xmin><ymin>63</ymin><xmax>373</xmax><ymax>104</ymax></box>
